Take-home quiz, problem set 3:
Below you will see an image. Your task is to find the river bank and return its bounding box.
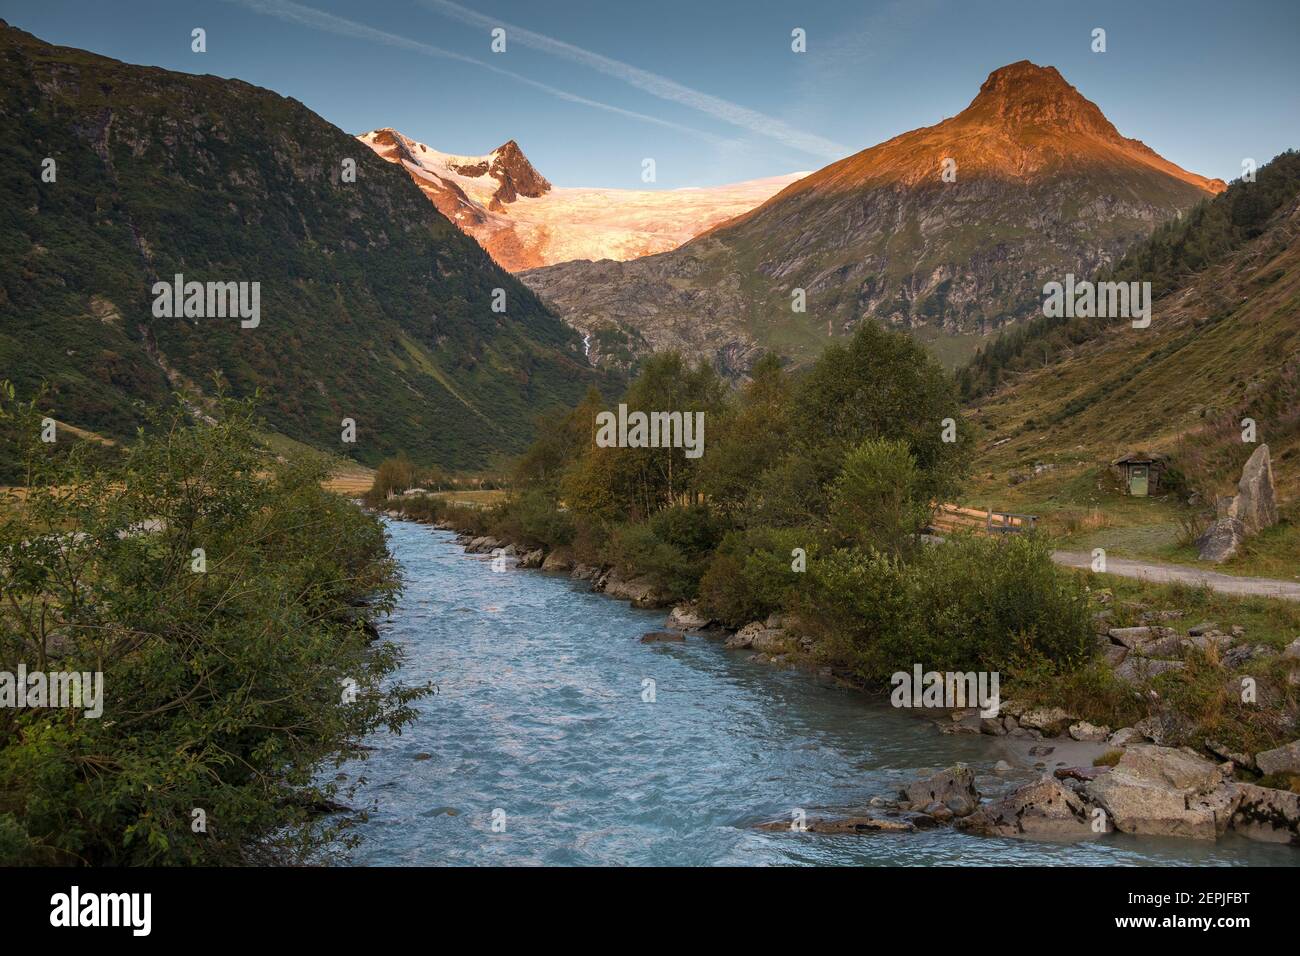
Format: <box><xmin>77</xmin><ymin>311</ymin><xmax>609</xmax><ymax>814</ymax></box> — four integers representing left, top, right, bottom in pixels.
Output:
<box><xmin>351</xmin><ymin>512</ymin><xmax>1300</xmax><ymax>858</ymax></box>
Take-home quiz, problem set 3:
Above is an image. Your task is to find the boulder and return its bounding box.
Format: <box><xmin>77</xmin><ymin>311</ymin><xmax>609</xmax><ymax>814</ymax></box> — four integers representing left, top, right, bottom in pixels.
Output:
<box><xmin>1069</xmin><ymin>721</ymin><xmax>1111</xmax><ymax>742</ymax></box>
<box><xmin>602</xmin><ymin>571</ymin><xmax>671</xmax><ymax>608</ymax></box>
<box><xmin>902</xmin><ymin>765</ymin><xmax>979</xmax><ymax>817</ymax></box>
<box><xmin>1255</xmin><ymin>739</ymin><xmax>1300</xmax><ymax>777</ymax></box>
<box><xmin>541</xmin><ymin>551</ymin><xmax>574</xmax><ymax>573</ymax></box>
<box><xmin>1108</xmin><ymin>727</ymin><xmax>1146</xmax><ymax>748</ymax></box>
<box><xmin>1113</xmin><ymin>656</ymin><xmax>1185</xmax><ymax>684</ymax></box>
<box><xmin>1107</xmin><ymin>626</ymin><xmax>1157</xmax><ymax>649</ymax></box>
<box><xmin>1196</xmin><ymin>516</ymin><xmax>1245</xmax><ymax>563</ymax></box>
<box><xmin>569</xmin><ymin>563</ymin><xmax>603</xmax><ymax>582</ymax></box>
<box><xmin>517</xmin><ymin>548</ymin><xmax>545</xmax><ymax>569</ymax></box>
<box><xmin>1102</xmin><ymin>644</ymin><xmax>1129</xmax><ymax>667</ymax></box>
<box><xmin>665</xmin><ymin>602</ymin><xmax>712</xmax><ymax>631</ymax></box>
<box><xmin>1196</xmin><ymin>445</ymin><xmax>1279</xmax><ymax>562</ymax></box>
<box><xmin>724</xmin><ymin>621</ymin><xmax>787</xmax><ymax>652</ymax></box>
<box><xmin>1018</xmin><ymin>707</ymin><xmax>1077</xmax><ymax>737</ymax></box>
<box><xmin>1233</xmin><ymin>444</ymin><xmax>1279</xmax><ymax>534</ymax></box>
<box><xmin>957</xmin><ymin>777</ymin><xmax>1094</xmax><ymax>839</ymax></box>
<box><xmin>1204</xmin><ymin>739</ymin><xmax>1255</xmax><ymax>770</ymax></box>
<box><xmin>1083</xmin><ymin>744</ymin><xmax>1235</xmax><ymax>839</ymax></box>
<box><xmin>1282</xmin><ymin>638</ymin><xmax>1300</xmax><ymax>661</ymax></box>
<box><xmin>1230</xmin><ymin>783</ymin><xmax>1300</xmax><ymax>845</ymax></box>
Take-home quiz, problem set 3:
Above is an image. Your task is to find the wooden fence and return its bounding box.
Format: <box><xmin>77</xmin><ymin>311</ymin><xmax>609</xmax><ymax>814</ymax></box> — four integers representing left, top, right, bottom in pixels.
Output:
<box><xmin>930</xmin><ymin>503</ymin><xmax>1038</xmax><ymax>536</ymax></box>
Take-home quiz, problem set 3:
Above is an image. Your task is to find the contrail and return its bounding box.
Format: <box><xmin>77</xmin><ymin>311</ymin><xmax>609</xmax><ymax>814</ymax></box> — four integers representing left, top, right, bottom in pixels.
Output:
<box><xmin>229</xmin><ymin>0</ymin><xmax>729</xmax><ymax>144</ymax></box>
<box><xmin>418</xmin><ymin>0</ymin><xmax>848</xmax><ymax>160</ymax></box>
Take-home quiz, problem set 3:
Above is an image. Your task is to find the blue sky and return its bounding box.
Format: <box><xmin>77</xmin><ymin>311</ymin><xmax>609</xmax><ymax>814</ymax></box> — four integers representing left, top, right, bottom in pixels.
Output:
<box><xmin>3</xmin><ymin>0</ymin><xmax>1296</xmax><ymax>188</ymax></box>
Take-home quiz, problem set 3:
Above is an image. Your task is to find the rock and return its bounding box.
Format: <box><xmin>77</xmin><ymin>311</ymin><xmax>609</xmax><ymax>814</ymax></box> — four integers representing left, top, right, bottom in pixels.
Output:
<box><xmin>665</xmin><ymin>602</ymin><xmax>712</xmax><ymax>631</ymax></box>
<box><xmin>517</xmin><ymin>548</ymin><xmax>545</xmax><ymax>569</ymax></box>
<box><xmin>1055</xmin><ymin>766</ymin><xmax>1106</xmax><ymax>782</ymax></box>
<box><xmin>1230</xmin><ymin>783</ymin><xmax>1300</xmax><ymax>845</ymax></box>
<box><xmin>1204</xmin><ymin>739</ymin><xmax>1255</xmax><ymax>770</ymax></box>
<box><xmin>1113</xmin><ymin>656</ymin><xmax>1185</xmax><ymax>684</ymax></box>
<box><xmin>1108</xmin><ymin>727</ymin><xmax>1146</xmax><ymax>748</ymax></box>
<box><xmin>942</xmin><ymin>713</ymin><xmax>983</xmax><ymax>735</ymax></box>
<box><xmin>724</xmin><ymin>621</ymin><xmax>787</xmax><ymax>652</ymax></box>
<box><xmin>755</xmin><ymin>813</ymin><xmax>924</xmax><ymax>835</ymax></box>
<box><xmin>1195</xmin><ymin>445</ymin><xmax>1278</xmax><ymax>562</ymax></box>
<box><xmin>541</xmin><ymin>551</ymin><xmax>574</xmax><ymax>573</ymax></box>
<box><xmin>980</xmin><ymin>717</ymin><xmax>1008</xmax><ymax>736</ymax></box>
<box><xmin>1233</xmin><ymin>444</ymin><xmax>1279</xmax><ymax>534</ymax></box>
<box><xmin>570</xmin><ymin>563</ymin><xmax>603</xmax><ymax>581</ymax></box>
<box><xmin>1002</xmin><ymin>715</ymin><xmax>1020</xmax><ymax>733</ymax></box>
<box><xmin>1187</xmin><ymin>622</ymin><xmax>1220</xmax><ymax>637</ymax></box>
<box><xmin>993</xmin><ymin>760</ymin><xmax>1014</xmax><ymax>772</ymax></box>
<box><xmin>1018</xmin><ymin>707</ymin><xmax>1077</xmax><ymax>737</ymax></box>
<box><xmin>1222</xmin><ymin>644</ymin><xmax>1269</xmax><ymax>669</ymax></box>
<box><xmin>1133</xmin><ymin>630</ymin><xmax>1185</xmax><ymax>659</ymax></box>
<box><xmin>639</xmin><ymin>631</ymin><xmax>685</xmax><ymax>644</ymax></box>
<box><xmin>1084</xmin><ymin>745</ymin><xmax>1235</xmax><ymax>839</ymax></box>
<box><xmin>1133</xmin><ymin>715</ymin><xmax>1174</xmax><ymax>746</ymax></box>
<box><xmin>1282</xmin><ymin>638</ymin><xmax>1300</xmax><ymax>661</ymax></box>
<box><xmin>602</xmin><ymin>571</ymin><xmax>671</xmax><ymax>608</ymax></box>
<box><xmin>1028</xmin><ymin>745</ymin><xmax>1055</xmax><ymax>757</ymax></box>
<box><xmin>903</xmin><ymin>765</ymin><xmax>980</xmax><ymax>818</ymax></box>
<box><xmin>1196</xmin><ymin>516</ymin><xmax>1245</xmax><ymax>563</ymax></box>
<box><xmin>1230</xmin><ymin>625</ymin><xmax>1247</xmax><ymax>638</ymax></box>
<box><xmin>998</xmin><ymin>699</ymin><xmax>1026</xmax><ymax>719</ymax></box>
<box><xmin>957</xmin><ymin>776</ymin><xmax>1094</xmax><ymax>839</ymax></box>
<box><xmin>1255</xmin><ymin>739</ymin><xmax>1300</xmax><ymax>777</ymax></box>
<box><xmin>1069</xmin><ymin>721</ymin><xmax>1111</xmax><ymax>742</ymax></box>
<box><xmin>1182</xmin><ymin>632</ymin><xmax>1232</xmax><ymax>655</ymax></box>
<box><xmin>765</xmin><ymin>612</ymin><xmax>785</xmax><ymax>629</ymax></box>
<box><xmin>1102</xmin><ymin>644</ymin><xmax>1129</xmax><ymax>667</ymax></box>
<box><xmin>1107</xmin><ymin>626</ymin><xmax>1156</xmax><ymax>649</ymax></box>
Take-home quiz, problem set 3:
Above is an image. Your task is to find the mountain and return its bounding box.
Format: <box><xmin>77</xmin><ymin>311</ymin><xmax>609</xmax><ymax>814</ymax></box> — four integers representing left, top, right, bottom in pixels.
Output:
<box><xmin>0</xmin><ymin>21</ymin><xmax>615</xmax><ymax>470</ymax></box>
<box><xmin>520</xmin><ymin>61</ymin><xmax>1225</xmax><ymax>375</ymax></box>
<box><xmin>358</xmin><ymin>127</ymin><xmax>806</xmax><ymax>271</ymax></box>
<box><xmin>964</xmin><ymin>150</ymin><xmax>1300</xmax><ymax>499</ymax></box>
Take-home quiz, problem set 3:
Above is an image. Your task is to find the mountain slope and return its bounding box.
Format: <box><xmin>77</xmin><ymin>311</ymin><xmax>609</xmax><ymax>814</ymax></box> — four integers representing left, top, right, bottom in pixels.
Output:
<box><xmin>965</xmin><ymin>150</ymin><xmax>1300</xmax><ymax>499</ymax></box>
<box><xmin>359</xmin><ymin>127</ymin><xmax>805</xmax><ymax>271</ymax></box>
<box><xmin>522</xmin><ymin>62</ymin><xmax>1224</xmax><ymax>375</ymax></box>
<box><xmin>0</xmin><ymin>21</ymin><xmax>614</xmax><ymax>469</ymax></box>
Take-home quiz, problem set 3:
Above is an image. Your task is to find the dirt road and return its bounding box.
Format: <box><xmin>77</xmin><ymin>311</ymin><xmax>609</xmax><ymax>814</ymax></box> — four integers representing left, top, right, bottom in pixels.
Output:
<box><xmin>1051</xmin><ymin>551</ymin><xmax>1300</xmax><ymax>602</ymax></box>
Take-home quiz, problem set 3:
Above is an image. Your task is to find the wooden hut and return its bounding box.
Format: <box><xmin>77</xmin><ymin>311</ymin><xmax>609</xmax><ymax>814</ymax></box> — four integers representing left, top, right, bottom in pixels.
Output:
<box><xmin>1111</xmin><ymin>452</ymin><xmax>1166</xmax><ymax>497</ymax></box>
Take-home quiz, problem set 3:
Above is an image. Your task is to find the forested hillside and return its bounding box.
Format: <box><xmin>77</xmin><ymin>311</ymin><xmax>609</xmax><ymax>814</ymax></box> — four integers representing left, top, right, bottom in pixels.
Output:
<box><xmin>0</xmin><ymin>21</ymin><xmax>615</xmax><ymax>471</ymax></box>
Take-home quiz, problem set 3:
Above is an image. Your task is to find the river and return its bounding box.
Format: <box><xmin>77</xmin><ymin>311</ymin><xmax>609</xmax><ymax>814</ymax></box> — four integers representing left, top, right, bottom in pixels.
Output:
<box><xmin>339</xmin><ymin>519</ymin><xmax>1296</xmax><ymax>866</ymax></box>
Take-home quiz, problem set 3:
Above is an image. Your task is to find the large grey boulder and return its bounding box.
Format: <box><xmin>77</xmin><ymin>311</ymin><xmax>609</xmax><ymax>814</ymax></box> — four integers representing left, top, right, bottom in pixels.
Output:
<box><xmin>1234</xmin><ymin>444</ymin><xmax>1279</xmax><ymax>534</ymax></box>
<box><xmin>1196</xmin><ymin>445</ymin><xmax>1278</xmax><ymax>561</ymax></box>
<box><xmin>1255</xmin><ymin>739</ymin><xmax>1300</xmax><ymax>777</ymax></box>
<box><xmin>540</xmin><ymin>550</ymin><xmax>574</xmax><ymax>572</ymax></box>
<box><xmin>957</xmin><ymin>776</ymin><xmax>1094</xmax><ymax>839</ymax></box>
<box><xmin>901</xmin><ymin>765</ymin><xmax>980</xmax><ymax>817</ymax></box>
<box><xmin>1231</xmin><ymin>783</ymin><xmax>1300</xmax><ymax>845</ymax></box>
<box><xmin>724</xmin><ymin>621</ymin><xmax>788</xmax><ymax>652</ymax></box>
<box><xmin>1018</xmin><ymin>707</ymin><xmax>1077</xmax><ymax>736</ymax></box>
<box><xmin>1083</xmin><ymin>744</ymin><xmax>1236</xmax><ymax>839</ymax></box>
<box><xmin>602</xmin><ymin>571</ymin><xmax>671</xmax><ymax>608</ymax></box>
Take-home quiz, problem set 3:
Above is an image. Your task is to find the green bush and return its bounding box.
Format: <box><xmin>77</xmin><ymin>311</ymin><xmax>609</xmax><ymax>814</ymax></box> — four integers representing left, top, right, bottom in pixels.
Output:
<box><xmin>0</xmin><ymin>394</ymin><xmax>428</xmax><ymax>865</ymax></box>
<box><xmin>698</xmin><ymin>527</ymin><xmax>815</xmax><ymax>627</ymax></box>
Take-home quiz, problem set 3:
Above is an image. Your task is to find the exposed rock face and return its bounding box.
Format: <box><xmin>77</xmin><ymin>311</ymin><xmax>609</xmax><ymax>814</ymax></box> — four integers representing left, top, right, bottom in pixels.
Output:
<box><xmin>522</xmin><ymin>61</ymin><xmax>1221</xmax><ymax>376</ymax></box>
<box><xmin>957</xmin><ymin>776</ymin><xmax>1094</xmax><ymax>839</ymax></box>
<box><xmin>359</xmin><ymin>127</ymin><xmax>801</xmax><ymax>272</ymax></box>
<box><xmin>517</xmin><ymin>548</ymin><xmax>545</xmax><ymax>569</ymax></box>
<box><xmin>1197</xmin><ymin>445</ymin><xmax>1278</xmax><ymax>562</ymax></box>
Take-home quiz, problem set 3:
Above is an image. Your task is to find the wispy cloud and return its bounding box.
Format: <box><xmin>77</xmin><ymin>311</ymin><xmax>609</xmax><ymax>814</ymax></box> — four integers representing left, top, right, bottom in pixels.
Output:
<box><xmin>229</xmin><ymin>0</ymin><xmax>730</xmax><ymax>144</ymax></box>
<box><xmin>417</xmin><ymin>0</ymin><xmax>849</xmax><ymax>160</ymax></box>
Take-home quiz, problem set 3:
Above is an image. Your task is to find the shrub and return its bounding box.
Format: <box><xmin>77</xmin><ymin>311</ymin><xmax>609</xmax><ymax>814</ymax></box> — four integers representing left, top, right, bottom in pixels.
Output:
<box><xmin>698</xmin><ymin>527</ymin><xmax>814</xmax><ymax>627</ymax></box>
